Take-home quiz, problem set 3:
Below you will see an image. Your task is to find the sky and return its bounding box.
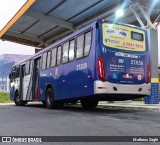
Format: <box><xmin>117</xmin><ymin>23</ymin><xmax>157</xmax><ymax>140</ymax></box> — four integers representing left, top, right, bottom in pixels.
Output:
<box><xmin>0</xmin><ymin>0</ymin><xmax>27</xmax><ymax>30</ymax></box>
<box><xmin>0</xmin><ymin>0</ymin><xmax>35</xmax><ymax>56</ymax></box>
<box><xmin>0</xmin><ymin>40</ymin><xmax>35</xmax><ymax>55</ymax></box>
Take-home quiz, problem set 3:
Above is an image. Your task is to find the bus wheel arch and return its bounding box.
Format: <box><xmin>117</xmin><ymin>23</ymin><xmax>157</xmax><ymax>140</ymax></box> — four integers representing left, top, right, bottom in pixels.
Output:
<box><xmin>45</xmin><ymin>84</ymin><xmax>53</xmax><ymax>95</ymax></box>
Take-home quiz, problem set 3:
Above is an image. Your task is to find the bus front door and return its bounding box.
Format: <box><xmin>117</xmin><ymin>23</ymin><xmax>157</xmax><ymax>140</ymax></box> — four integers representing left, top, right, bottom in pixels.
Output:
<box><xmin>19</xmin><ymin>64</ymin><xmax>25</xmax><ymax>100</ymax></box>
<box><xmin>33</xmin><ymin>58</ymin><xmax>41</xmax><ymax>101</ymax></box>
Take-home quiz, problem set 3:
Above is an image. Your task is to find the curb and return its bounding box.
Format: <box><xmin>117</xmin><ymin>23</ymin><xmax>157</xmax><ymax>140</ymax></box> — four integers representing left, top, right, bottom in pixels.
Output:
<box><xmin>98</xmin><ymin>104</ymin><xmax>160</xmax><ymax>112</ymax></box>
<box><xmin>1</xmin><ymin>102</ymin><xmax>160</xmax><ymax>112</ymax></box>
<box><xmin>0</xmin><ymin>103</ymin><xmax>14</xmax><ymax>105</ymax></box>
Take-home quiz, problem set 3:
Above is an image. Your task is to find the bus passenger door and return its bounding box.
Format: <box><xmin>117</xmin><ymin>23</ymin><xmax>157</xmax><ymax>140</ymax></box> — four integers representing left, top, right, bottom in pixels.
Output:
<box><xmin>19</xmin><ymin>64</ymin><xmax>25</xmax><ymax>100</ymax></box>
<box><xmin>22</xmin><ymin>61</ymin><xmax>33</xmax><ymax>101</ymax></box>
<box><xmin>33</xmin><ymin>57</ymin><xmax>41</xmax><ymax>101</ymax></box>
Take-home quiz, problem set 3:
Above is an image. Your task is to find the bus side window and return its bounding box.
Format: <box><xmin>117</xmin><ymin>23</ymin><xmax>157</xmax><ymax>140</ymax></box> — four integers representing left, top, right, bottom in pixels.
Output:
<box><xmin>25</xmin><ymin>61</ymin><xmax>30</xmax><ymax>75</ymax></box>
<box><xmin>42</xmin><ymin>52</ymin><xmax>47</xmax><ymax>70</ymax></box>
<box><xmin>76</xmin><ymin>34</ymin><xmax>84</xmax><ymax>59</ymax></box>
<box><xmin>46</xmin><ymin>51</ymin><xmax>51</xmax><ymax>69</ymax></box>
<box><xmin>84</xmin><ymin>31</ymin><xmax>92</xmax><ymax>56</ymax></box>
<box><xmin>29</xmin><ymin>60</ymin><xmax>33</xmax><ymax>74</ymax></box>
<box><xmin>22</xmin><ymin>65</ymin><xmax>25</xmax><ymax>77</ymax></box>
<box><xmin>69</xmin><ymin>39</ymin><xmax>75</xmax><ymax>61</ymax></box>
<box><xmin>63</xmin><ymin>42</ymin><xmax>69</xmax><ymax>63</ymax></box>
<box><xmin>10</xmin><ymin>67</ymin><xmax>16</xmax><ymax>81</ymax></box>
<box><xmin>51</xmin><ymin>48</ymin><xmax>57</xmax><ymax>67</ymax></box>
<box><xmin>57</xmin><ymin>46</ymin><xmax>62</xmax><ymax>65</ymax></box>
<box><xmin>16</xmin><ymin>66</ymin><xmax>20</xmax><ymax>77</ymax></box>
<box><xmin>18</xmin><ymin>66</ymin><xmax>20</xmax><ymax>77</ymax></box>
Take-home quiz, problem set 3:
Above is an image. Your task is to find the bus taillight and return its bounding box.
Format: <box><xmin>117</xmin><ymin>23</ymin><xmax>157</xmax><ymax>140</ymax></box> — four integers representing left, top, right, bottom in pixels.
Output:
<box><xmin>146</xmin><ymin>64</ymin><xmax>150</xmax><ymax>83</ymax></box>
<box><xmin>102</xmin><ymin>19</ymin><xmax>105</xmax><ymax>22</ymax></box>
<box><xmin>98</xmin><ymin>57</ymin><xmax>106</xmax><ymax>82</ymax></box>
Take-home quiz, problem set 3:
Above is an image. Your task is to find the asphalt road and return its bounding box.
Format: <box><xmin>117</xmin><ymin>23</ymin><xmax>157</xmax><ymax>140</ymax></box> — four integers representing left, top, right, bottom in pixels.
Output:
<box><xmin>0</xmin><ymin>103</ymin><xmax>160</xmax><ymax>145</ymax></box>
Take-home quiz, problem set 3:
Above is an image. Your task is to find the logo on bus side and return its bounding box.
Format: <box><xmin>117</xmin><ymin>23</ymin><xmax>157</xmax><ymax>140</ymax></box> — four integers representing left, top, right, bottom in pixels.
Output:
<box><xmin>55</xmin><ymin>68</ymin><xmax>58</xmax><ymax>76</ymax></box>
<box><xmin>53</xmin><ymin>68</ymin><xmax>60</xmax><ymax>79</ymax></box>
<box><xmin>76</xmin><ymin>63</ymin><xmax>87</xmax><ymax>70</ymax></box>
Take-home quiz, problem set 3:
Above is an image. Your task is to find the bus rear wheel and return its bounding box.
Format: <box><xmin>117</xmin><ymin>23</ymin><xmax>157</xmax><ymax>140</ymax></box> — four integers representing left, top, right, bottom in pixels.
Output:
<box><xmin>45</xmin><ymin>88</ymin><xmax>64</xmax><ymax>109</ymax></box>
<box><xmin>46</xmin><ymin>88</ymin><xmax>54</xmax><ymax>109</ymax></box>
<box><xmin>14</xmin><ymin>92</ymin><xmax>27</xmax><ymax>106</ymax></box>
<box><xmin>81</xmin><ymin>98</ymin><xmax>98</xmax><ymax>109</ymax></box>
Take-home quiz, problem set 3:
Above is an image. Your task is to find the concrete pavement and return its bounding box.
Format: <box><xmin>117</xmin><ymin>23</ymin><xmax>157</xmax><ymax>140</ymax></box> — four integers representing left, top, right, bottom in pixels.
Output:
<box><xmin>1</xmin><ymin>101</ymin><xmax>160</xmax><ymax>111</ymax></box>
<box><xmin>0</xmin><ymin>103</ymin><xmax>160</xmax><ymax>145</ymax></box>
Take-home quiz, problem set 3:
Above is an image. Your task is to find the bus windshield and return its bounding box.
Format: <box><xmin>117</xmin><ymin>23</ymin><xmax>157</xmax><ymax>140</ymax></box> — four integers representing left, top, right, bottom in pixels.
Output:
<box><xmin>102</xmin><ymin>23</ymin><xmax>146</xmax><ymax>52</ymax></box>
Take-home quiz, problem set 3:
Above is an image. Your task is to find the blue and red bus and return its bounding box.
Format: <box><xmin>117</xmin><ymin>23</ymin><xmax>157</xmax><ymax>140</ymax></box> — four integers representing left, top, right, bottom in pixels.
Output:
<box><xmin>9</xmin><ymin>20</ymin><xmax>151</xmax><ymax>109</ymax></box>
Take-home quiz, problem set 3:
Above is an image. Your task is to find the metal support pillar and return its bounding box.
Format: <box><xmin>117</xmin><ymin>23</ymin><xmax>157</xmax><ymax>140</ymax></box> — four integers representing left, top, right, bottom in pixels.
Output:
<box><xmin>129</xmin><ymin>2</ymin><xmax>155</xmax><ymax>29</ymax></box>
<box><xmin>145</xmin><ymin>29</ymin><xmax>159</xmax><ymax>104</ymax></box>
<box><xmin>130</xmin><ymin>2</ymin><xmax>160</xmax><ymax>104</ymax></box>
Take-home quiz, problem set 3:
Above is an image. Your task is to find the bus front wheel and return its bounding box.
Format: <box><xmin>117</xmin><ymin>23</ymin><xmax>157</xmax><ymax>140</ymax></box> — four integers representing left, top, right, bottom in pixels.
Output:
<box><xmin>14</xmin><ymin>92</ymin><xmax>27</xmax><ymax>106</ymax></box>
<box><xmin>81</xmin><ymin>98</ymin><xmax>98</xmax><ymax>109</ymax></box>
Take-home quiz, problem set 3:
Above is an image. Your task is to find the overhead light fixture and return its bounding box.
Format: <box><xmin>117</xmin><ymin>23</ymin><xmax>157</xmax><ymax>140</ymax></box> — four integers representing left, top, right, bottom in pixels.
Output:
<box><xmin>115</xmin><ymin>9</ymin><xmax>124</xmax><ymax>17</ymax></box>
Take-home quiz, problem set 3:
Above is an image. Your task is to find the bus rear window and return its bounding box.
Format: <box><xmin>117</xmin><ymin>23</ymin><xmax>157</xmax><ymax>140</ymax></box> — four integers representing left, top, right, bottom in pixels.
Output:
<box><xmin>131</xmin><ymin>32</ymin><xmax>143</xmax><ymax>41</ymax></box>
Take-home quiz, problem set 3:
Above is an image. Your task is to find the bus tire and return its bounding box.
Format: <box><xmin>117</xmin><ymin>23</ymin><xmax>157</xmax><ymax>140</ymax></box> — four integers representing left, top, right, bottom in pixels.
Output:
<box><xmin>45</xmin><ymin>88</ymin><xmax>64</xmax><ymax>109</ymax></box>
<box><xmin>14</xmin><ymin>92</ymin><xmax>27</xmax><ymax>106</ymax></box>
<box><xmin>46</xmin><ymin>88</ymin><xmax>54</xmax><ymax>109</ymax></box>
<box><xmin>81</xmin><ymin>98</ymin><xmax>98</xmax><ymax>109</ymax></box>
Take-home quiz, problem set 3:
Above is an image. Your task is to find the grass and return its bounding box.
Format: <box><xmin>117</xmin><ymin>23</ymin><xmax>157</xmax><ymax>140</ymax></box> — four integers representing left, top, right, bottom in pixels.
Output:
<box><xmin>0</xmin><ymin>92</ymin><xmax>13</xmax><ymax>103</ymax></box>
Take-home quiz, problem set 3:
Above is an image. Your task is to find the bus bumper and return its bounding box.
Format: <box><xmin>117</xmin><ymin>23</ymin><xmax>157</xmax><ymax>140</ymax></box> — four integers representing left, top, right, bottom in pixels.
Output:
<box><xmin>94</xmin><ymin>80</ymin><xmax>151</xmax><ymax>95</ymax></box>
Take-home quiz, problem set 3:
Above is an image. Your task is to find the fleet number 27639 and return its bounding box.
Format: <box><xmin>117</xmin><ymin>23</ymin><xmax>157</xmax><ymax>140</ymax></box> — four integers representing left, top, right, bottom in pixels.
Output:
<box><xmin>131</xmin><ymin>60</ymin><xmax>143</xmax><ymax>65</ymax></box>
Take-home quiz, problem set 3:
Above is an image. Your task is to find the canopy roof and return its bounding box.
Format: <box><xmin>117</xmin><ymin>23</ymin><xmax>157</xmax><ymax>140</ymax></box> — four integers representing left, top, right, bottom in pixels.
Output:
<box><xmin>1</xmin><ymin>0</ymin><xmax>160</xmax><ymax>48</ymax></box>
